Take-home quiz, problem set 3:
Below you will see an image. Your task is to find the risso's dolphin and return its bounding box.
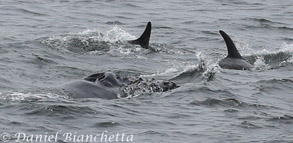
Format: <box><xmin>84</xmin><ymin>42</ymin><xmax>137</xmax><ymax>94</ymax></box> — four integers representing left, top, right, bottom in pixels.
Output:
<box><xmin>218</xmin><ymin>30</ymin><xmax>253</xmax><ymax>70</ymax></box>
<box><xmin>129</xmin><ymin>22</ymin><xmax>151</xmax><ymax>49</ymax></box>
<box><xmin>58</xmin><ymin>72</ymin><xmax>178</xmax><ymax>99</ymax></box>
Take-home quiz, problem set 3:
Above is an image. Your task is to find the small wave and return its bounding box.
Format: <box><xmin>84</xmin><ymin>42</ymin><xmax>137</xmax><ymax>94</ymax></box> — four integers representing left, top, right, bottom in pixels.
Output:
<box><xmin>191</xmin><ymin>98</ymin><xmax>243</xmax><ymax>107</ymax></box>
<box><xmin>242</xmin><ymin>17</ymin><xmax>293</xmax><ymax>31</ymax></box>
<box><xmin>256</xmin><ymin>78</ymin><xmax>293</xmax><ymax>84</ymax></box>
<box><xmin>268</xmin><ymin>115</ymin><xmax>293</xmax><ymax>124</ymax></box>
<box><xmin>0</xmin><ymin>91</ymin><xmax>100</xmax><ymax>116</ymax></box>
<box><xmin>24</xmin><ymin>104</ymin><xmax>98</xmax><ymax>117</ymax></box>
<box><xmin>0</xmin><ymin>92</ymin><xmax>68</xmax><ymax>102</ymax></box>
<box><xmin>255</xmin><ymin>79</ymin><xmax>293</xmax><ymax>95</ymax></box>
<box><xmin>1</xmin><ymin>6</ymin><xmax>47</xmax><ymax>16</ymax></box>
<box><xmin>105</xmin><ymin>21</ymin><xmax>125</xmax><ymax>25</ymax></box>
<box><xmin>18</xmin><ymin>8</ymin><xmax>48</xmax><ymax>16</ymax></box>
<box><xmin>94</xmin><ymin>121</ymin><xmax>120</xmax><ymax>128</ymax></box>
<box><xmin>139</xmin><ymin>130</ymin><xmax>170</xmax><ymax>137</ymax></box>
<box><xmin>227</xmin><ymin>1</ymin><xmax>264</xmax><ymax>6</ymax></box>
<box><xmin>238</xmin><ymin>121</ymin><xmax>262</xmax><ymax>129</ymax></box>
<box><xmin>190</xmin><ymin>98</ymin><xmax>270</xmax><ymax>109</ymax></box>
<box><xmin>31</xmin><ymin>53</ymin><xmax>58</xmax><ymax>65</ymax></box>
<box><xmin>248</xmin><ymin>18</ymin><xmax>286</xmax><ymax>25</ymax></box>
<box><xmin>244</xmin><ymin>24</ymin><xmax>293</xmax><ymax>31</ymax></box>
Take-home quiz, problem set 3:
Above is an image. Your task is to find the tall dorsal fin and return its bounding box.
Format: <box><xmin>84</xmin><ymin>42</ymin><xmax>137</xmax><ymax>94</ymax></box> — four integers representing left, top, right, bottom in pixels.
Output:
<box><xmin>129</xmin><ymin>22</ymin><xmax>151</xmax><ymax>49</ymax></box>
<box><xmin>219</xmin><ymin>30</ymin><xmax>243</xmax><ymax>59</ymax></box>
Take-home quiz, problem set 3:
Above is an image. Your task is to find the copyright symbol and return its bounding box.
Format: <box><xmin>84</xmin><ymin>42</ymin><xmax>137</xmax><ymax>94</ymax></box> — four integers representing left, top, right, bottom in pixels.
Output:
<box><xmin>0</xmin><ymin>132</ymin><xmax>11</xmax><ymax>142</ymax></box>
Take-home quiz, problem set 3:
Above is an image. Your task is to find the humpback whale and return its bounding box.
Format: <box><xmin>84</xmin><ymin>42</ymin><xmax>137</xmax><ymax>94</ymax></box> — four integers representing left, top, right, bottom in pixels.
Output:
<box><xmin>129</xmin><ymin>22</ymin><xmax>152</xmax><ymax>49</ymax></box>
<box><xmin>218</xmin><ymin>30</ymin><xmax>253</xmax><ymax>70</ymax></box>
<box><xmin>58</xmin><ymin>72</ymin><xmax>178</xmax><ymax>99</ymax></box>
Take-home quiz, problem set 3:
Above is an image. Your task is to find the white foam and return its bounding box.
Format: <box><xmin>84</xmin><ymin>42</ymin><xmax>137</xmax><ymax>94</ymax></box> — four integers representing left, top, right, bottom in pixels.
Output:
<box><xmin>1</xmin><ymin>92</ymin><xmax>67</xmax><ymax>102</ymax></box>
<box><xmin>196</xmin><ymin>52</ymin><xmax>221</xmax><ymax>77</ymax></box>
<box><xmin>77</xmin><ymin>28</ymin><xmax>100</xmax><ymax>35</ymax></box>
<box><xmin>116</xmin><ymin>46</ymin><xmax>132</xmax><ymax>55</ymax></box>
<box><xmin>280</xmin><ymin>42</ymin><xmax>293</xmax><ymax>53</ymax></box>
<box><xmin>141</xmin><ymin>66</ymin><xmax>180</xmax><ymax>78</ymax></box>
<box><xmin>104</xmin><ymin>25</ymin><xmax>136</xmax><ymax>42</ymax></box>
<box><xmin>235</xmin><ymin>41</ymin><xmax>293</xmax><ymax>67</ymax></box>
<box><xmin>41</xmin><ymin>25</ymin><xmax>136</xmax><ymax>52</ymax></box>
<box><xmin>233</xmin><ymin>39</ymin><xmax>293</xmax><ymax>56</ymax></box>
<box><xmin>240</xmin><ymin>41</ymin><xmax>293</xmax><ymax>56</ymax></box>
<box><xmin>252</xmin><ymin>56</ymin><xmax>271</xmax><ymax>71</ymax></box>
<box><xmin>287</xmin><ymin>56</ymin><xmax>293</xmax><ymax>63</ymax></box>
<box><xmin>234</xmin><ymin>38</ymin><xmax>255</xmax><ymax>56</ymax></box>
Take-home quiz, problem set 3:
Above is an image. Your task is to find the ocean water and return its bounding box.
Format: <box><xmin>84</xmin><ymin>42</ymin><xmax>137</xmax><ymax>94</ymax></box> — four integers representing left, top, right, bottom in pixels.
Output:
<box><xmin>0</xmin><ymin>0</ymin><xmax>293</xmax><ymax>143</ymax></box>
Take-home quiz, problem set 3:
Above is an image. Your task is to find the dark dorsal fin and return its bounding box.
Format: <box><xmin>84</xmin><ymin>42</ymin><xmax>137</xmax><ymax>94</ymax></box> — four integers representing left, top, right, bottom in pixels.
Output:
<box><xmin>219</xmin><ymin>30</ymin><xmax>243</xmax><ymax>59</ymax></box>
<box><xmin>129</xmin><ymin>22</ymin><xmax>151</xmax><ymax>49</ymax></box>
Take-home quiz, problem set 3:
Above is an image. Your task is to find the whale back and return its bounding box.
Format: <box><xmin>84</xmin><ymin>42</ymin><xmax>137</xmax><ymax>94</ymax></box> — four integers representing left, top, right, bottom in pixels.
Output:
<box><xmin>219</xmin><ymin>58</ymin><xmax>253</xmax><ymax>70</ymax></box>
<box><xmin>60</xmin><ymin>80</ymin><xmax>119</xmax><ymax>99</ymax></box>
<box><xmin>84</xmin><ymin>72</ymin><xmax>129</xmax><ymax>87</ymax></box>
<box><xmin>219</xmin><ymin>30</ymin><xmax>243</xmax><ymax>59</ymax></box>
<box><xmin>59</xmin><ymin>72</ymin><xmax>179</xmax><ymax>99</ymax></box>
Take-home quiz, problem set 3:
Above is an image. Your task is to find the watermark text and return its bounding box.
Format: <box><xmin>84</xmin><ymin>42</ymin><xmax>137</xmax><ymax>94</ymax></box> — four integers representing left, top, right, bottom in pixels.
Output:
<box><xmin>0</xmin><ymin>131</ymin><xmax>134</xmax><ymax>142</ymax></box>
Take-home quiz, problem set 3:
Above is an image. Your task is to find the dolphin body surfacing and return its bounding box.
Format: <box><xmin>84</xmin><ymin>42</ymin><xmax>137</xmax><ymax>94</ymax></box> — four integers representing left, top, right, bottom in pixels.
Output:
<box><xmin>58</xmin><ymin>72</ymin><xmax>178</xmax><ymax>99</ymax></box>
<box><xmin>218</xmin><ymin>30</ymin><xmax>253</xmax><ymax>70</ymax></box>
<box><xmin>128</xmin><ymin>22</ymin><xmax>152</xmax><ymax>49</ymax></box>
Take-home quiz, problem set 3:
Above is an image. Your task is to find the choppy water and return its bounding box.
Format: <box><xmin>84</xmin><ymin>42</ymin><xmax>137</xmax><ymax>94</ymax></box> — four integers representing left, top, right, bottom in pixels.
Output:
<box><xmin>0</xmin><ymin>0</ymin><xmax>293</xmax><ymax>143</ymax></box>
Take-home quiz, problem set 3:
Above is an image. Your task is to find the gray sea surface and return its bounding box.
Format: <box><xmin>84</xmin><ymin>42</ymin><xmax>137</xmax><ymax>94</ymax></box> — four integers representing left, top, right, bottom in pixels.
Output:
<box><xmin>0</xmin><ymin>0</ymin><xmax>293</xmax><ymax>143</ymax></box>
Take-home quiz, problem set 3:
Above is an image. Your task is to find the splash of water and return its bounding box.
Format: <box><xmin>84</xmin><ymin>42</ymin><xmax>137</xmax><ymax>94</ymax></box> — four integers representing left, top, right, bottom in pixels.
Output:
<box><xmin>196</xmin><ymin>52</ymin><xmax>221</xmax><ymax>80</ymax></box>
<box><xmin>0</xmin><ymin>92</ymin><xmax>67</xmax><ymax>102</ymax></box>
<box><xmin>41</xmin><ymin>25</ymin><xmax>136</xmax><ymax>54</ymax></box>
<box><xmin>233</xmin><ymin>41</ymin><xmax>293</xmax><ymax>70</ymax></box>
<box><xmin>252</xmin><ymin>56</ymin><xmax>271</xmax><ymax>71</ymax></box>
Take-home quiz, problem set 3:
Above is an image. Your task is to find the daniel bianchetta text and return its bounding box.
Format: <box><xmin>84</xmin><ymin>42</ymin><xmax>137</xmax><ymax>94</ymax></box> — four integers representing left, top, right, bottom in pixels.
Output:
<box><xmin>8</xmin><ymin>131</ymin><xmax>134</xmax><ymax>142</ymax></box>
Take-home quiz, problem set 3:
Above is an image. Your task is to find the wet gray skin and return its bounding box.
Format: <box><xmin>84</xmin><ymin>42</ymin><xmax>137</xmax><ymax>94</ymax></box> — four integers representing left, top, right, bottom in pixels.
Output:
<box><xmin>219</xmin><ymin>57</ymin><xmax>253</xmax><ymax>70</ymax></box>
<box><xmin>58</xmin><ymin>72</ymin><xmax>178</xmax><ymax>99</ymax></box>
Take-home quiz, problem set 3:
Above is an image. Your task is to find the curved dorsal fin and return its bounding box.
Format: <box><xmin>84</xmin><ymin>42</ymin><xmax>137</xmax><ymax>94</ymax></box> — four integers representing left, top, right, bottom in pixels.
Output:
<box><xmin>219</xmin><ymin>30</ymin><xmax>243</xmax><ymax>59</ymax></box>
<box><xmin>129</xmin><ymin>22</ymin><xmax>151</xmax><ymax>49</ymax></box>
